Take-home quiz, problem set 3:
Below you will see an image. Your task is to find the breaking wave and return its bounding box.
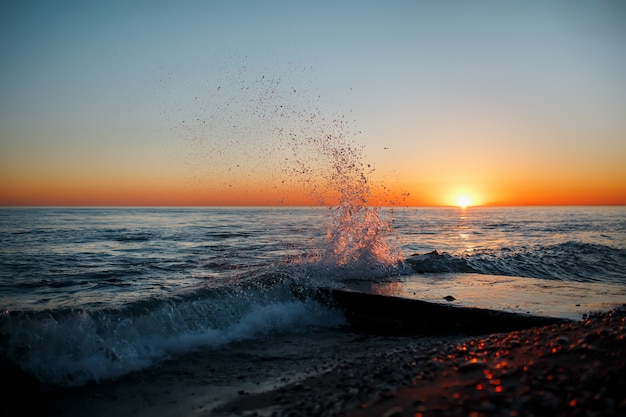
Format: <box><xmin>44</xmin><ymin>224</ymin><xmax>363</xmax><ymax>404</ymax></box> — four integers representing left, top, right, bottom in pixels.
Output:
<box><xmin>406</xmin><ymin>242</ymin><xmax>626</xmax><ymax>284</ymax></box>
<box><xmin>0</xmin><ymin>274</ymin><xmax>344</xmax><ymax>386</ymax></box>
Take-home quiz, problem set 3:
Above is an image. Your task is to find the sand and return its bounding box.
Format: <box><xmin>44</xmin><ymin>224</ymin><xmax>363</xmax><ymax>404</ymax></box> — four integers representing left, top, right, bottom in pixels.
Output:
<box><xmin>2</xmin><ymin>308</ymin><xmax>624</xmax><ymax>417</ymax></box>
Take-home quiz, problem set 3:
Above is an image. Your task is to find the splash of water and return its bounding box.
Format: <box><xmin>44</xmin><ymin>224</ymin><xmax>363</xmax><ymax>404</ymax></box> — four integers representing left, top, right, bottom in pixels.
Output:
<box><xmin>184</xmin><ymin>62</ymin><xmax>404</xmax><ymax>274</ymax></box>
<box><xmin>321</xmin><ymin>203</ymin><xmax>399</xmax><ymax>268</ymax></box>
<box><xmin>276</xmin><ymin>108</ymin><xmax>404</xmax><ymax>275</ymax></box>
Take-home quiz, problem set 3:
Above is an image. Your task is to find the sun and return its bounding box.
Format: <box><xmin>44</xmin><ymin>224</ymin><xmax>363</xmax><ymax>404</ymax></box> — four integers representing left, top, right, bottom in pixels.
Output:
<box><xmin>455</xmin><ymin>194</ymin><xmax>472</xmax><ymax>209</ymax></box>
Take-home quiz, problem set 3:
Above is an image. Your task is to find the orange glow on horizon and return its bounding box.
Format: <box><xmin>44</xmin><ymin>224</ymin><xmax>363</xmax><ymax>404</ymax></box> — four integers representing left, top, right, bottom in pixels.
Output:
<box><xmin>389</xmin><ymin>179</ymin><xmax>626</xmax><ymax>207</ymax></box>
<box><xmin>1</xmin><ymin>173</ymin><xmax>625</xmax><ymax>207</ymax></box>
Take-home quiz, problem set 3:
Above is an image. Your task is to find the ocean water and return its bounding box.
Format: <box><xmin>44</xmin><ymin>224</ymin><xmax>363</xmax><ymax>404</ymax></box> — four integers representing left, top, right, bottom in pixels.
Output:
<box><xmin>1</xmin><ymin>205</ymin><xmax>625</xmax><ymax>386</ymax></box>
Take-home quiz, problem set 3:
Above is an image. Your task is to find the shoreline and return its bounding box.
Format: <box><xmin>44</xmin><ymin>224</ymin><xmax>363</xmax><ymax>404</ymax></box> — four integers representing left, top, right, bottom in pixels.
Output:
<box><xmin>220</xmin><ymin>308</ymin><xmax>625</xmax><ymax>416</ymax></box>
<box><xmin>2</xmin><ymin>308</ymin><xmax>624</xmax><ymax>417</ymax></box>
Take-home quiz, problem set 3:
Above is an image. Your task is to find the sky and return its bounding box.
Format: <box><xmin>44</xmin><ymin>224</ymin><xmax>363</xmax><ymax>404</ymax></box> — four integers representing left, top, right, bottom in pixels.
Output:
<box><xmin>1</xmin><ymin>0</ymin><xmax>625</xmax><ymax>206</ymax></box>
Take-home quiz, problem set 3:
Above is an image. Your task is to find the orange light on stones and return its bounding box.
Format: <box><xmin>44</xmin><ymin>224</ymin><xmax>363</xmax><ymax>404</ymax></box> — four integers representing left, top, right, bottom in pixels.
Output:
<box><xmin>488</xmin><ymin>377</ymin><xmax>503</xmax><ymax>393</ymax></box>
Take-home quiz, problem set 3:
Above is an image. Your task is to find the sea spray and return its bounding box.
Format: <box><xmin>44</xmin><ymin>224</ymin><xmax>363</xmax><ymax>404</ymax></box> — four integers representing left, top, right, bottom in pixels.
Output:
<box><xmin>273</xmin><ymin>96</ymin><xmax>406</xmax><ymax>275</ymax></box>
<box><xmin>284</xmin><ymin>119</ymin><xmax>403</xmax><ymax>270</ymax></box>
<box><xmin>321</xmin><ymin>203</ymin><xmax>399</xmax><ymax>269</ymax></box>
<box><xmin>184</xmin><ymin>63</ymin><xmax>405</xmax><ymax>274</ymax></box>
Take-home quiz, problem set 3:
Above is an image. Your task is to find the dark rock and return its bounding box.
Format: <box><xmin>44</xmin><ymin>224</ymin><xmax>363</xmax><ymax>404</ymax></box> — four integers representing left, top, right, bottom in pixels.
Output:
<box><xmin>457</xmin><ymin>359</ymin><xmax>487</xmax><ymax>373</ymax></box>
<box><xmin>324</xmin><ymin>288</ymin><xmax>569</xmax><ymax>335</ymax></box>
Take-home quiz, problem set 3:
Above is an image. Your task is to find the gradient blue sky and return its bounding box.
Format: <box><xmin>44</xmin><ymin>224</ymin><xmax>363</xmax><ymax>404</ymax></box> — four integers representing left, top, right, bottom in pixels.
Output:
<box><xmin>1</xmin><ymin>1</ymin><xmax>625</xmax><ymax>205</ymax></box>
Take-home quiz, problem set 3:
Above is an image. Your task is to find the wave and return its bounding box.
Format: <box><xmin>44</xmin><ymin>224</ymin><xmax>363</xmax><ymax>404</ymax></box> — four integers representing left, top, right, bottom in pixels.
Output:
<box><xmin>3</xmin><ymin>238</ymin><xmax>623</xmax><ymax>387</ymax></box>
<box><xmin>406</xmin><ymin>242</ymin><xmax>626</xmax><ymax>284</ymax></box>
<box><xmin>405</xmin><ymin>251</ymin><xmax>479</xmax><ymax>274</ymax></box>
<box><xmin>0</xmin><ymin>274</ymin><xmax>345</xmax><ymax>387</ymax></box>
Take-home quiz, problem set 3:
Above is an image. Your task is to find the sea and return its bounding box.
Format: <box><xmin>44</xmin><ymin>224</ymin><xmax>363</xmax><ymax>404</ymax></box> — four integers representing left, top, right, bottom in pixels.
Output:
<box><xmin>1</xmin><ymin>205</ymin><xmax>625</xmax><ymax>387</ymax></box>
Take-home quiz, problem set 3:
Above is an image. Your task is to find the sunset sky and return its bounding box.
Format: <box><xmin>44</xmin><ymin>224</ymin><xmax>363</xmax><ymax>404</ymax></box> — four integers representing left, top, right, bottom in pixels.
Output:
<box><xmin>1</xmin><ymin>1</ymin><xmax>625</xmax><ymax>206</ymax></box>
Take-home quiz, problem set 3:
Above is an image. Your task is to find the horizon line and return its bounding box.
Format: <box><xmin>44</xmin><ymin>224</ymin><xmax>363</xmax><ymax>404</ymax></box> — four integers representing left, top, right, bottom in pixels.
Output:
<box><xmin>1</xmin><ymin>203</ymin><xmax>625</xmax><ymax>209</ymax></box>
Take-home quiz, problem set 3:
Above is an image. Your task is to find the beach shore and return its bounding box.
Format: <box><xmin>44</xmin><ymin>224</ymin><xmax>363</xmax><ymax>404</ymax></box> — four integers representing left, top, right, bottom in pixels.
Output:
<box><xmin>3</xmin><ymin>308</ymin><xmax>624</xmax><ymax>417</ymax></box>
<box><xmin>220</xmin><ymin>308</ymin><xmax>626</xmax><ymax>417</ymax></box>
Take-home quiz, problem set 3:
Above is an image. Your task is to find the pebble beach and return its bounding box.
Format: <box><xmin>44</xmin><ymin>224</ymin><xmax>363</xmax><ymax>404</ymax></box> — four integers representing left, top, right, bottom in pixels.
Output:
<box><xmin>221</xmin><ymin>308</ymin><xmax>626</xmax><ymax>417</ymax></box>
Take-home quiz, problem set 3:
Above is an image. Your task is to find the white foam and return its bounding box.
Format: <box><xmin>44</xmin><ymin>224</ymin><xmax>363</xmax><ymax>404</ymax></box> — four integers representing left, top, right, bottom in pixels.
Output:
<box><xmin>7</xmin><ymin>298</ymin><xmax>344</xmax><ymax>386</ymax></box>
